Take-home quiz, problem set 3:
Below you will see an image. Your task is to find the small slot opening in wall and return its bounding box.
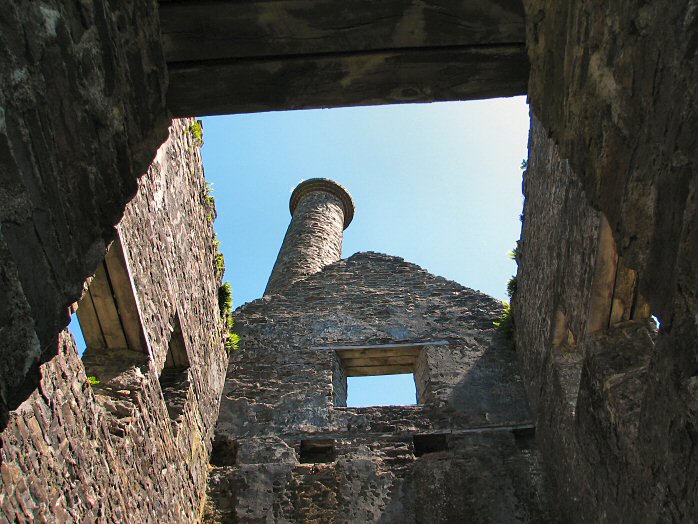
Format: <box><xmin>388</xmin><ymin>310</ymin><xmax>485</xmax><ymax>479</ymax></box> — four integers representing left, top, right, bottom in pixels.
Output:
<box><xmin>210</xmin><ymin>434</ymin><xmax>238</xmax><ymax>467</ymax></box>
<box><xmin>299</xmin><ymin>439</ymin><xmax>335</xmax><ymax>463</ymax></box>
<box><xmin>413</xmin><ymin>434</ymin><xmax>449</xmax><ymax>457</ymax></box>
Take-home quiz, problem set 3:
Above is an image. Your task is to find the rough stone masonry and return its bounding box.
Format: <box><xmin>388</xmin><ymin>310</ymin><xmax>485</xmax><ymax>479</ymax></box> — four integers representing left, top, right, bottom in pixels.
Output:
<box><xmin>205</xmin><ymin>180</ymin><xmax>555</xmax><ymax>523</ymax></box>
<box><xmin>0</xmin><ymin>119</ymin><xmax>228</xmax><ymax>522</ymax></box>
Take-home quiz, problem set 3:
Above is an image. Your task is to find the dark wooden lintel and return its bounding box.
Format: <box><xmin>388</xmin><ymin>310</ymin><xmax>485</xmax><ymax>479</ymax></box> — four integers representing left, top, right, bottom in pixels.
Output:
<box><xmin>160</xmin><ymin>0</ymin><xmax>526</xmax><ymax>63</ymax></box>
<box><xmin>167</xmin><ymin>44</ymin><xmax>528</xmax><ymax>116</ymax></box>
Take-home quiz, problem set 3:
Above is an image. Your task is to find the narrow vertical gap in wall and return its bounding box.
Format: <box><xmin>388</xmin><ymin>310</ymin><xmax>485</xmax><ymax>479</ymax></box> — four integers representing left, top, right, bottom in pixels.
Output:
<box><xmin>68</xmin><ymin>312</ymin><xmax>87</xmax><ymax>356</ymax></box>
<box><xmin>159</xmin><ymin>314</ymin><xmax>191</xmax><ymax>429</ymax></box>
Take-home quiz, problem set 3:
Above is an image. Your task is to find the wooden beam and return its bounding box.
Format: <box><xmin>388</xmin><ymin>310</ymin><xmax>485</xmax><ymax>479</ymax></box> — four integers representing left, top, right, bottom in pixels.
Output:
<box><xmin>346</xmin><ymin>365</ymin><xmax>415</xmax><ymax>377</ymax></box>
<box><xmin>89</xmin><ymin>263</ymin><xmax>129</xmax><ymax>349</ymax></box>
<box><xmin>76</xmin><ymin>290</ymin><xmax>106</xmax><ymax>349</ymax></box>
<box><xmin>315</xmin><ymin>341</ymin><xmax>447</xmax><ymax>350</ymax></box>
<box><xmin>335</xmin><ymin>347</ymin><xmax>420</xmax><ymax>359</ymax></box>
<box><xmin>342</xmin><ymin>356</ymin><xmax>418</xmax><ymax>368</ymax></box>
<box><xmin>105</xmin><ymin>238</ymin><xmax>147</xmax><ymax>353</ymax></box>
<box><xmin>160</xmin><ymin>0</ymin><xmax>526</xmax><ymax>63</ymax></box>
<box><xmin>168</xmin><ymin>44</ymin><xmax>528</xmax><ymax>116</ymax></box>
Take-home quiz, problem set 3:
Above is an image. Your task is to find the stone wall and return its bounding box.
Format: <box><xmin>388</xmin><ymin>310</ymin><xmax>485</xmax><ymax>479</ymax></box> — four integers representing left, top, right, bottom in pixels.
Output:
<box><xmin>0</xmin><ymin>119</ymin><xmax>228</xmax><ymax>522</ymax></box>
<box><xmin>207</xmin><ymin>252</ymin><xmax>555</xmax><ymax>522</ymax></box>
<box><xmin>516</xmin><ymin>1</ymin><xmax>698</xmax><ymax>520</ymax></box>
<box><xmin>0</xmin><ymin>0</ymin><xmax>169</xmax><ymax>424</ymax></box>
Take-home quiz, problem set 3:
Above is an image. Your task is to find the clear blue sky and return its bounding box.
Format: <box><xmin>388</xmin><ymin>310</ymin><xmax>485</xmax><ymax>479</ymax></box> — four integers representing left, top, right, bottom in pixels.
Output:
<box><xmin>71</xmin><ymin>96</ymin><xmax>530</xmax><ymax>407</ymax></box>
<box><xmin>201</xmin><ymin>97</ymin><xmax>530</xmax><ymax>407</ymax></box>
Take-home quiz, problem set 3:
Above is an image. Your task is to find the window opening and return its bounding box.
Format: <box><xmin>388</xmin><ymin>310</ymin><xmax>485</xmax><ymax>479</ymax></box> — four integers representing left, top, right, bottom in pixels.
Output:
<box><xmin>319</xmin><ymin>341</ymin><xmax>446</xmax><ymax>407</ymax></box>
<box><xmin>299</xmin><ymin>439</ymin><xmax>335</xmax><ymax>463</ymax></box>
<box><xmin>72</xmin><ymin>234</ymin><xmax>150</xmax><ymax>436</ymax></box>
<box><xmin>76</xmin><ymin>237</ymin><xmax>149</xmax><ymax>380</ymax></box>
<box><xmin>347</xmin><ymin>374</ymin><xmax>416</xmax><ymax>407</ymax></box>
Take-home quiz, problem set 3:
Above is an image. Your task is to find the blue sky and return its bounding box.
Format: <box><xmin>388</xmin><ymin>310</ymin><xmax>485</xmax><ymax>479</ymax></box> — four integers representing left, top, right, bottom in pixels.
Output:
<box><xmin>71</xmin><ymin>96</ymin><xmax>530</xmax><ymax>406</ymax></box>
<box><xmin>201</xmin><ymin>97</ymin><xmax>530</xmax><ymax>406</ymax></box>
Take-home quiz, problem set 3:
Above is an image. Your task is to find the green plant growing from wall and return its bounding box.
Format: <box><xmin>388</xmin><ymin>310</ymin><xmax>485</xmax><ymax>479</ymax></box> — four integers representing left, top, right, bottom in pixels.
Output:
<box><xmin>218</xmin><ymin>282</ymin><xmax>232</xmax><ymax>317</ymax></box>
<box><xmin>189</xmin><ymin>120</ymin><xmax>204</xmax><ymax>146</ymax></box>
<box><xmin>494</xmin><ymin>302</ymin><xmax>514</xmax><ymax>339</ymax></box>
<box><xmin>495</xmin><ymin>239</ymin><xmax>521</xmax><ymax>341</ymax></box>
<box><xmin>508</xmin><ymin>242</ymin><xmax>521</xmax><ymax>264</ymax></box>
<box><xmin>87</xmin><ymin>376</ymin><xmax>101</xmax><ymax>386</ymax></box>
<box><xmin>225</xmin><ymin>321</ymin><xmax>241</xmax><ymax>352</ymax></box>
<box><xmin>218</xmin><ymin>282</ymin><xmax>240</xmax><ymax>351</ymax></box>
<box><xmin>494</xmin><ymin>161</ymin><xmax>525</xmax><ymax>343</ymax></box>
<box><xmin>507</xmin><ymin>275</ymin><xmax>518</xmax><ymax>299</ymax></box>
<box><xmin>205</xmin><ymin>182</ymin><xmax>217</xmax><ymax>223</ymax></box>
<box><xmin>213</xmin><ymin>238</ymin><xmax>225</xmax><ymax>278</ymax></box>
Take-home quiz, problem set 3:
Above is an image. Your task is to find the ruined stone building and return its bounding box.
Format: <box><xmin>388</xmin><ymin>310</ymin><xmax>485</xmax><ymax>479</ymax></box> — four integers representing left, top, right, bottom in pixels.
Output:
<box><xmin>205</xmin><ymin>179</ymin><xmax>553</xmax><ymax>522</ymax></box>
<box><xmin>1</xmin><ymin>1</ymin><xmax>698</xmax><ymax>522</ymax></box>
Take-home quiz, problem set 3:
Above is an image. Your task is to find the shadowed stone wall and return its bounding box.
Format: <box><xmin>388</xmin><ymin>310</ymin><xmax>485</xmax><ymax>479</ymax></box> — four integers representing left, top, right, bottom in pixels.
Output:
<box><xmin>515</xmin><ymin>116</ymin><xmax>689</xmax><ymax>522</ymax></box>
<box><xmin>0</xmin><ymin>0</ymin><xmax>169</xmax><ymax>424</ymax></box>
<box><xmin>0</xmin><ymin>119</ymin><xmax>228</xmax><ymax>522</ymax></box>
<box><xmin>514</xmin><ymin>1</ymin><xmax>698</xmax><ymax>520</ymax></box>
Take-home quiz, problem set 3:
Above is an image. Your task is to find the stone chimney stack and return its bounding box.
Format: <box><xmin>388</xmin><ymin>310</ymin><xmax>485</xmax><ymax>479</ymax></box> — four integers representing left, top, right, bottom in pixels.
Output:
<box><xmin>265</xmin><ymin>178</ymin><xmax>354</xmax><ymax>295</ymax></box>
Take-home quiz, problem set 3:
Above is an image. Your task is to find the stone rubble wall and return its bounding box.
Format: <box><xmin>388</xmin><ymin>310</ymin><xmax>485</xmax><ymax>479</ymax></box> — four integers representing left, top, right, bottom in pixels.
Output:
<box><xmin>207</xmin><ymin>252</ymin><xmax>555</xmax><ymax>523</ymax></box>
<box><xmin>0</xmin><ymin>119</ymin><xmax>228</xmax><ymax>522</ymax></box>
<box><xmin>0</xmin><ymin>0</ymin><xmax>170</xmax><ymax>423</ymax></box>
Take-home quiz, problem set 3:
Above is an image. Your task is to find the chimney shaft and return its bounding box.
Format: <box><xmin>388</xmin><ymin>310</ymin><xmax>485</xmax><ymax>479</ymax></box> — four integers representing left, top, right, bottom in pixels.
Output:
<box><xmin>265</xmin><ymin>179</ymin><xmax>354</xmax><ymax>295</ymax></box>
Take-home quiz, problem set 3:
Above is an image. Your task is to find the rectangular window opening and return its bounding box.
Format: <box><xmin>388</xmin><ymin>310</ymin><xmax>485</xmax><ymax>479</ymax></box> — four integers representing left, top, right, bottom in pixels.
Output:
<box><xmin>319</xmin><ymin>341</ymin><xmax>447</xmax><ymax>407</ymax></box>
<box><xmin>71</xmin><ymin>235</ymin><xmax>150</xmax><ymax>436</ymax></box>
<box><xmin>346</xmin><ymin>374</ymin><xmax>417</xmax><ymax>407</ymax></box>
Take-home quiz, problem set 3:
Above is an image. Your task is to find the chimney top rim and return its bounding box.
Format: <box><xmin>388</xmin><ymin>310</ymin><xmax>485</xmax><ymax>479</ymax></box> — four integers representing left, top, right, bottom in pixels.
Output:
<box><xmin>289</xmin><ymin>178</ymin><xmax>355</xmax><ymax>229</ymax></box>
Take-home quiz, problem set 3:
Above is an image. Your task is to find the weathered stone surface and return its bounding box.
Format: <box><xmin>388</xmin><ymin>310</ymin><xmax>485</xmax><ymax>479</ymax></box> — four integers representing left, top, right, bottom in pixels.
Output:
<box><xmin>524</xmin><ymin>3</ymin><xmax>698</xmax><ymax>314</ymax></box>
<box><xmin>516</xmin><ymin>115</ymin><xmax>694</xmax><ymax>521</ymax></box>
<box><xmin>207</xmin><ymin>250</ymin><xmax>554</xmax><ymax>522</ymax></box>
<box><xmin>0</xmin><ymin>0</ymin><xmax>169</xmax><ymax>422</ymax></box>
<box><xmin>0</xmin><ymin>119</ymin><xmax>227</xmax><ymax>522</ymax></box>
<box><xmin>160</xmin><ymin>0</ymin><xmax>527</xmax><ymax>62</ymax></box>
